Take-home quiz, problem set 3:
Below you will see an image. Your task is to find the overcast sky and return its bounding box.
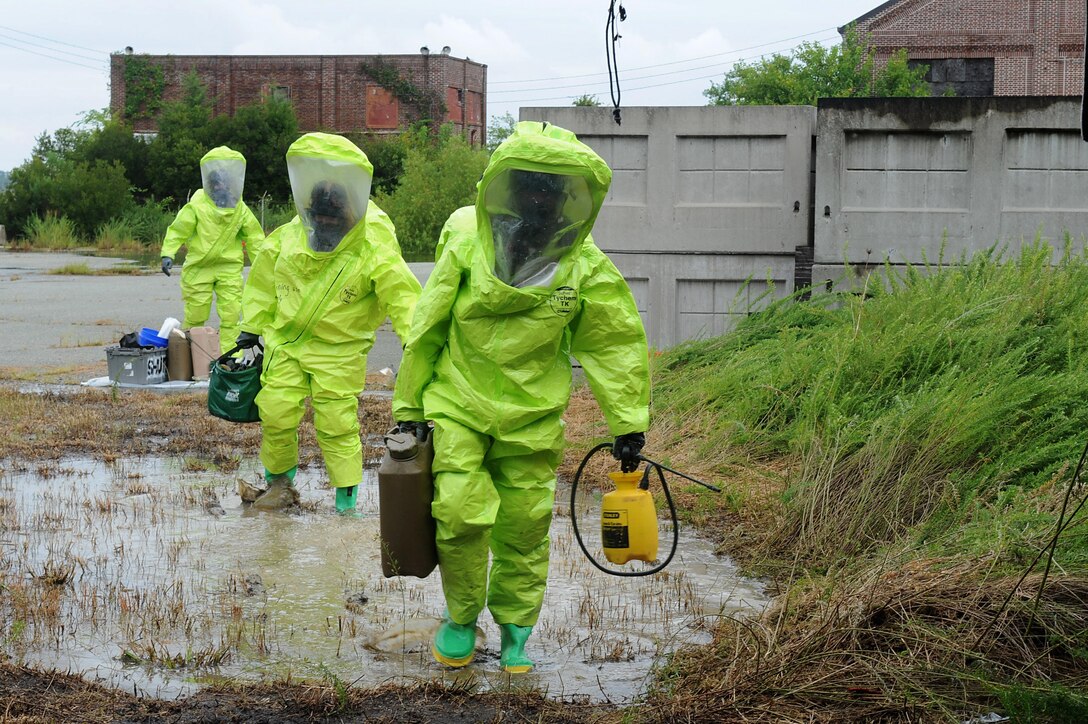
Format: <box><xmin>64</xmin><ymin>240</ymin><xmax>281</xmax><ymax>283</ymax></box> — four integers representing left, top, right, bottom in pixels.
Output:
<box><xmin>0</xmin><ymin>0</ymin><xmax>882</xmax><ymax>170</ymax></box>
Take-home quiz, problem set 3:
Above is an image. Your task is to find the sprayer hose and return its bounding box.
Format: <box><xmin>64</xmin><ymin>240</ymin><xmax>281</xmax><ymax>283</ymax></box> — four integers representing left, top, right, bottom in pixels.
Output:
<box><xmin>569</xmin><ymin>442</ymin><xmax>680</xmax><ymax>577</ymax></box>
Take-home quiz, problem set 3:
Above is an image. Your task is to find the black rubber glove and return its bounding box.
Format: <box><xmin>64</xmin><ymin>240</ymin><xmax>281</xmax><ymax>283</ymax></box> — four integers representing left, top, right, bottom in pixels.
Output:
<box><xmin>394</xmin><ymin>421</ymin><xmax>429</xmax><ymax>440</ymax></box>
<box><xmin>161</xmin><ymin>257</ymin><xmax>173</xmax><ymax>276</ymax></box>
<box><xmin>612</xmin><ymin>432</ymin><xmax>646</xmax><ymax>473</ymax></box>
<box><xmin>235</xmin><ymin>331</ymin><xmax>261</xmax><ymax>349</ymax></box>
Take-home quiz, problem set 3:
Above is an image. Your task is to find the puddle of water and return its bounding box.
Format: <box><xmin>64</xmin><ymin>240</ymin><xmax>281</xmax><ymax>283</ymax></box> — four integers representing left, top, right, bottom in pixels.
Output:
<box><xmin>0</xmin><ymin>457</ymin><xmax>766</xmax><ymax>703</ymax></box>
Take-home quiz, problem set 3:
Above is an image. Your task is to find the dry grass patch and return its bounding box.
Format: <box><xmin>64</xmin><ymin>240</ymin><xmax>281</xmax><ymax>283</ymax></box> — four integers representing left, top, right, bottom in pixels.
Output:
<box><xmin>0</xmin><ymin>387</ymin><xmax>396</xmax><ymax>463</ymax></box>
<box><xmin>644</xmin><ymin>557</ymin><xmax>1088</xmax><ymax>722</ymax></box>
<box><xmin>0</xmin><ymin>364</ymin><xmax>102</xmax><ymax>384</ymax></box>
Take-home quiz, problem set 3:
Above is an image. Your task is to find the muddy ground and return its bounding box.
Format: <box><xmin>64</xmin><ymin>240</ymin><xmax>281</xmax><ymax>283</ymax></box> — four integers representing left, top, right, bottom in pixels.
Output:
<box><xmin>0</xmin><ymin>661</ymin><xmax>602</xmax><ymax>723</ymax></box>
<box><xmin>1</xmin><ymin>383</ymin><xmax>742</xmax><ymax>723</ymax></box>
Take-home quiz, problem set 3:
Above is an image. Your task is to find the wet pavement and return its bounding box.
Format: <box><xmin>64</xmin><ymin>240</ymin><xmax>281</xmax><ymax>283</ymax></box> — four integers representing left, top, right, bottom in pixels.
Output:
<box><xmin>0</xmin><ymin>456</ymin><xmax>767</xmax><ymax>703</ymax></box>
<box><xmin>0</xmin><ymin>248</ymin><xmax>432</xmax><ymax>382</ymax></box>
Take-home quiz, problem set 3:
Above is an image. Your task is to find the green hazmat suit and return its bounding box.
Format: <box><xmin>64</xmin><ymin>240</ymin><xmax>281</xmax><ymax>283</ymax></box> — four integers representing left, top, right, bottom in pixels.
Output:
<box><xmin>241</xmin><ymin>133</ymin><xmax>421</xmax><ymax>489</ymax></box>
<box><xmin>392</xmin><ymin>121</ymin><xmax>650</xmax><ymax>628</ymax></box>
<box><xmin>161</xmin><ymin>146</ymin><xmax>265</xmax><ymax>355</ymax></box>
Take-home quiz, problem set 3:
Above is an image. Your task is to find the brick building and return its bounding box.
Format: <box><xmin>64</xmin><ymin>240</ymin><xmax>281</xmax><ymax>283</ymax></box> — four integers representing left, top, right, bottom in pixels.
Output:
<box><xmin>109</xmin><ymin>51</ymin><xmax>487</xmax><ymax>144</ymax></box>
<box><xmin>844</xmin><ymin>0</ymin><xmax>1085</xmax><ymax>96</ymax></box>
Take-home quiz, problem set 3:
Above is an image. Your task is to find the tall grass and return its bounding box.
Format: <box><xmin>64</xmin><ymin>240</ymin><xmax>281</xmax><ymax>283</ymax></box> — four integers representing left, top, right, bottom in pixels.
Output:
<box><xmin>24</xmin><ymin>213</ymin><xmax>80</xmax><ymax>249</ymax></box>
<box><xmin>94</xmin><ymin>218</ymin><xmax>139</xmax><ymax>251</ymax></box>
<box><xmin>648</xmin><ymin>241</ymin><xmax>1088</xmax><ymax>721</ymax></box>
<box><xmin>118</xmin><ymin>200</ymin><xmax>175</xmax><ymax>245</ymax></box>
<box><xmin>257</xmin><ymin>201</ymin><xmax>296</xmax><ymax>234</ymax></box>
<box><xmin>653</xmin><ymin>242</ymin><xmax>1088</xmax><ymax>567</ymax></box>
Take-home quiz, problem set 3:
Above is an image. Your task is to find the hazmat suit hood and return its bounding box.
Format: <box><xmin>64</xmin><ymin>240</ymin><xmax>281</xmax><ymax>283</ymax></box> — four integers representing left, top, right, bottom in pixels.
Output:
<box><xmin>200</xmin><ymin>146</ymin><xmax>246</xmax><ymax>209</ymax></box>
<box><xmin>478</xmin><ymin>121</ymin><xmax>611</xmax><ymax>288</ymax></box>
<box><xmin>286</xmin><ymin>133</ymin><xmax>373</xmax><ymax>253</ymax></box>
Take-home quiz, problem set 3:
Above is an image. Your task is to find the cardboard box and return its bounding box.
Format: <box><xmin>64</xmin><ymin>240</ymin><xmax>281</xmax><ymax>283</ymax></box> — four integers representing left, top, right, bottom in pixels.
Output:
<box><xmin>187</xmin><ymin>326</ymin><xmax>220</xmax><ymax>380</ymax></box>
<box><xmin>106</xmin><ymin>346</ymin><xmax>168</xmax><ymax>385</ymax></box>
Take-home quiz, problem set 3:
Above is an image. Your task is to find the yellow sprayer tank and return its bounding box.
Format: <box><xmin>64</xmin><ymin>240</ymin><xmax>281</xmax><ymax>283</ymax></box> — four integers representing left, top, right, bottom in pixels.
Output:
<box><xmin>601</xmin><ymin>470</ymin><xmax>658</xmax><ymax>565</ymax></box>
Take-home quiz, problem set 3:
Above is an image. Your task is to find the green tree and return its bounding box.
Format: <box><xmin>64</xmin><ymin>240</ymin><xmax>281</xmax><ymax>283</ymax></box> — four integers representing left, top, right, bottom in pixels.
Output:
<box><xmin>149</xmin><ymin>73</ymin><xmax>300</xmax><ymax>204</ymax></box>
<box><xmin>375</xmin><ymin>124</ymin><xmax>488</xmax><ymax>259</ymax></box>
<box><xmin>704</xmin><ymin>26</ymin><xmax>930</xmax><ymax>105</ymax></box>
<box><xmin>52</xmin><ymin>159</ymin><xmax>133</xmax><ymax>236</ymax></box>
<box><xmin>486</xmin><ymin>112</ymin><xmax>517</xmax><ymax>153</ymax></box>
<box><xmin>0</xmin><ymin>127</ymin><xmax>133</xmax><ymax>239</ymax></box>
<box><xmin>211</xmin><ymin>95</ymin><xmax>298</xmax><ymax>204</ymax></box>
<box><xmin>0</xmin><ymin>77</ymin><xmax>303</xmax><ymax>242</ymax></box>
<box><xmin>572</xmin><ymin>94</ymin><xmax>601</xmax><ymax>107</ymax></box>
<box><xmin>348</xmin><ymin>132</ymin><xmax>409</xmax><ymax>197</ymax></box>
<box><xmin>74</xmin><ymin>118</ymin><xmax>152</xmax><ymax>199</ymax></box>
<box><xmin>147</xmin><ymin>71</ymin><xmax>213</xmax><ymax>203</ymax></box>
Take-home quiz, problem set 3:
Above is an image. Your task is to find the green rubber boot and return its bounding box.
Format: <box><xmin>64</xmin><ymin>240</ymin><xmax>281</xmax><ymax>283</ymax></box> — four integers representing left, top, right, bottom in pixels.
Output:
<box><xmin>432</xmin><ymin>613</ymin><xmax>477</xmax><ymax>668</ymax></box>
<box><xmin>335</xmin><ymin>486</ymin><xmax>359</xmax><ymax>516</ymax></box>
<box><xmin>264</xmin><ymin>466</ymin><xmax>297</xmax><ymax>484</ymax></box>
<box><xmin>499</xmin><ymin>624</ymin><xmax>534</xmax><ymax>674</ymax></box>
<box><xmin>254</xmin><ymin>466</ymin><xmax>299</xmax><ymax>511</ymax></box>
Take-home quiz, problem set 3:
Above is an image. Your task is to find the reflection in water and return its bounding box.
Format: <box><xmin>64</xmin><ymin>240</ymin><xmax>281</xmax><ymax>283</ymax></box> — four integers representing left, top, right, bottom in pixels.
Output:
<box><xmin>0</xmin><ymin>457</ymin><xmax>766</xmax><ymax>702</ymax></box>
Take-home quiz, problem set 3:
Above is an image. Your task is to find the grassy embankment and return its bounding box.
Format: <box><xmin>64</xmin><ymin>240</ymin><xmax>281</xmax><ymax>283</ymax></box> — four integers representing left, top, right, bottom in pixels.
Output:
<box><xmin>635</xmin><ymin>242</ymin><xmax>1088</xmax><ymax>722</ymax></box>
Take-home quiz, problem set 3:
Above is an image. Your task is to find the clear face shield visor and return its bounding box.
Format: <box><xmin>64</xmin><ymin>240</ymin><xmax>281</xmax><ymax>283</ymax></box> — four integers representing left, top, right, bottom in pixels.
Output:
<box><xmin>485</xmin><ymin>169</ymin><xmax>592</xmax><ymax>288</ymax></box>
<box><xmin>288</xmin><ymin>157</ymin><xmax>372</xmax><ymax>253</ymax></box>
<box><xmin>201</xmin><ymin>159</ymin><xmax>245</xmax><ymax>208</ymax></box>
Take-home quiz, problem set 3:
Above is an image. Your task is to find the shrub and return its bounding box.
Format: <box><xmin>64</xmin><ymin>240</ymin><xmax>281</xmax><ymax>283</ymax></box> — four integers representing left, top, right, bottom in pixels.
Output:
<box><xmin>349</xmin><ymin>133</ymin><xmax>409</xmax><ymax>197</ymax></box>
<box><xmin>375</xmin><ymin>125</ymin><xmax>487</xmax><ymax>259</ymax></box>
<box><xmin>95</xmin><ymin>217</ymin><xmax>139</xmax><ymax>250</ymax></box>
<box><xmin>119</xmin><ymin>200</ymin><xmax>175</xmax><ymax>246</ymax></box>
<box><xmin>253</xmin><ymin>200</ymin><xmax>296</xmax><ymax>235</ymax></box>
<box><xmin>24</xmin><ymin>213</ymin><xmax>80</xmax><ymax>248</ymax></box>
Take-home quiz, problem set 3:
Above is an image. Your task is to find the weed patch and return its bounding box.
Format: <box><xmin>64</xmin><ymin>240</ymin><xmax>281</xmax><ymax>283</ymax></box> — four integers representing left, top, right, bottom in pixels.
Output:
<box><xmin>645</xmin><ymin>242</ymin><xmax>1088</xmax><ymax>721</ymax></box>
<box><xmin>48</xmin><ymin>262</ymin><xmax>143</xmax><ymax>276</ymax></box>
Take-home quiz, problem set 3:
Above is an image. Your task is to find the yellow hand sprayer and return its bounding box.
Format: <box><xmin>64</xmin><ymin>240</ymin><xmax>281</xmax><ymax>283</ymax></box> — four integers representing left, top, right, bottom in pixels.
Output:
<box><xmin>569</xmin><ymin>442</ymin><xmax>722</xmax><ymax>577</ymax></box>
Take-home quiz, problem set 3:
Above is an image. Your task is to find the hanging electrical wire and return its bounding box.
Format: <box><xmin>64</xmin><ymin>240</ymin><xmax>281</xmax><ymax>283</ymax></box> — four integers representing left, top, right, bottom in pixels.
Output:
<box><xmin>0</xmin><ymin>30</ymin><xmax>107</xmax><ymax>65</ymax></box>
<box><xmin>0</xmin><ymin>37</ymin><xmax>104</xmax><ymax>71</ymax></box>
<box><xmin>606</xmin><ymin>0</ymin><xmax>626</xmax><ymax>125</ymax></box>
<box><xmin>490</xmin><ymin>26</ymin><xmax>840</xmax><ymax>86</ymax></box>
<box><xmin>497</xmin><ymin>34</ymin><xmax>842</xmax><ymax>106</ymax></box>
<box><xmin>489</xmin><ymin>32</ymin><xmax>842</xmax><ymax>96</ymax></box>
<box><xmin>0</xmin><ymin>23</ymin><xmax>108</xmax><ymax>56</ymax></box>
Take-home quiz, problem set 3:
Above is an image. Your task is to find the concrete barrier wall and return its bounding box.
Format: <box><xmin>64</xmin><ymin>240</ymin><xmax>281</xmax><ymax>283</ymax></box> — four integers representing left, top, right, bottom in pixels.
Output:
<box><xmin>813</xmin><ymin>97</ymin><xmax>1087</xmax><ymax>287</ymax></box>
<box><xmin>520</xmin><ymin>98</ymin><xmax>1085</xmax><ymax>347</ymax></box>
<box><xmin>521</xmin><ymin>106</ymin><xmax>816</xmax><ymax>349</ymax></box>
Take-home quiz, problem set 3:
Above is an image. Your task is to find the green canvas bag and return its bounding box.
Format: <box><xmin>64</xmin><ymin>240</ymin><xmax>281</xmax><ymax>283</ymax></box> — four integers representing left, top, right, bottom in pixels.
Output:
<box><xmin>207</xmin><ymin>343</ymin><xmax>263</xmax><ymax>423</ymax></box>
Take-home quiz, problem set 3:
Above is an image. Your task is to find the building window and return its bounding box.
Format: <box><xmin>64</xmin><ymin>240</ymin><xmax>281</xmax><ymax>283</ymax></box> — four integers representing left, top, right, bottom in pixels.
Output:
<box><xmin>264</xmin><ymin>85</ymin><xmax>290</xmax><ymax>101</ymax></box>
<box><xmin>909</xmin><ymin>58</ymin><xmax>994</xmax><ymax>97</ymax></box>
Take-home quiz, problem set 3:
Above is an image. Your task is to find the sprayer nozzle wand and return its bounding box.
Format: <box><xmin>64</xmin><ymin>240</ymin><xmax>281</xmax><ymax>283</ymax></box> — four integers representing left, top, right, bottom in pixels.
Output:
<box><xmin>636</xmin><ymin>455</ymin><xmax>722</xmax><ymax>493</ymax></box>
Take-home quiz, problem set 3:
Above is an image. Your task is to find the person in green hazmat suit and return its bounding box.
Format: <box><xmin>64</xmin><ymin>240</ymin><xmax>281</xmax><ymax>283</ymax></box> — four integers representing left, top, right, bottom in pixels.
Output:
<box><xmin>160</xmin><ymin>146</ymin><xmax>266</xmax><ymax>355</ymax></box>
<box><xmin>391</xmin><ymin>121</ymin><xmax>650</xmax><ymax>673</ymax></box>
<box><xmin>236</xmin><ymin>132</ymin><xmax>421</xmax><ymax>515</ymax></box>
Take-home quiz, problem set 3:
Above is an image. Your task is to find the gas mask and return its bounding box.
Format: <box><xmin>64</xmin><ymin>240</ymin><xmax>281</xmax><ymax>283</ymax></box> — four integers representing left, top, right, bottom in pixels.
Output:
<box><xmin>485</xmin><ymin>169</ymin><xmax>592</xmax><ymax>288</ymax></box>
<box><xmin>288</xmin><ymin>156</ymin><xmax>371</xmax><ymax>253</ymax></box>
<box><xmin>201</xmin><ymin>159</ymin><xmax>245</xmax><ymax>209</ymax></box>
<box><xmin>305</xmin><ymin>182</ymin><xmax>352</xmax><ymax>252</ymax></box>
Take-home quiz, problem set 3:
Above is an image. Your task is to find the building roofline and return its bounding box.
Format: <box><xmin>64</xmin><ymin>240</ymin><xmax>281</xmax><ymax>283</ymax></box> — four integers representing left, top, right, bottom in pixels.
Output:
<box><xmin>109</xmin><ymin>52</ymin><xmax>487</xmax><ymax>68</ymax></box>
<box><xmin>838</xmin><ymin>0</ymin><xmax>905</xmax><ymax>34</ymax></box>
